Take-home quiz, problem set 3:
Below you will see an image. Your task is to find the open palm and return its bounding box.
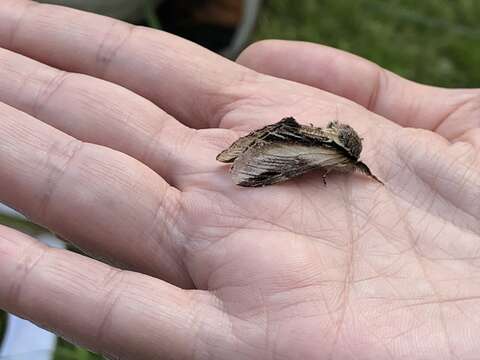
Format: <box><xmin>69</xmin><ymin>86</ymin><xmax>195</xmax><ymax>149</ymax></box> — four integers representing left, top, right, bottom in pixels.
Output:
<box><xmin>0</xmin><ymin>2</ymin><xmax>479</xmax><ymax>359</ymax></box>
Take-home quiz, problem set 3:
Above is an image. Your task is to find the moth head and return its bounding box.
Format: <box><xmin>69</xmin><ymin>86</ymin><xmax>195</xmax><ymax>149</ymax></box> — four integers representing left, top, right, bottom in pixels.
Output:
<box><xmin>326</xmin><ymin>121</ymin><xmax>363</xmax><ymax>159</ymax></box>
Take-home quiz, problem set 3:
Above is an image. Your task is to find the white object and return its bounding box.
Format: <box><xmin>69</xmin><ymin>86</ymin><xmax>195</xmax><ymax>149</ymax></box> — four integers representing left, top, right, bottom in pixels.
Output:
<box><xmin>0</xmin><ymin>319</ymin><xmax>56</xmax><ymax>360</ymax></box>
<box><xmin>37</xmin><ymin>0</ymin><xmax>162</xmax><ymax>22</ymax></box>
<box><xmin>0</xmin><ymin>208</ymin><xmax>65</xmax><ymax>360</ymax></box>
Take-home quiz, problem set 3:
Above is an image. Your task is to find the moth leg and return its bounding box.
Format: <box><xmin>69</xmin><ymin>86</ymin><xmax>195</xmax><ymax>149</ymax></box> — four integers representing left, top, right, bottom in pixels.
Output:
<box><xmin>321</xmin><ymin>169</ymin><xmax>331</xmax><ymax>186</ymax></box>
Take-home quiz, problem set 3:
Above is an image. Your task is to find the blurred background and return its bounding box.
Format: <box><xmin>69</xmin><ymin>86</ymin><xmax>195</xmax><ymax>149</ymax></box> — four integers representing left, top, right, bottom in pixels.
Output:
<box><xmin>257</xmin><ymin>0</ymin><xmax>480</xmax><ymax>88</ymax></box>
<box><xmin>1</xmin><ymin>0</ymin><xmax>479</xmax><ymax>359</ymax></box>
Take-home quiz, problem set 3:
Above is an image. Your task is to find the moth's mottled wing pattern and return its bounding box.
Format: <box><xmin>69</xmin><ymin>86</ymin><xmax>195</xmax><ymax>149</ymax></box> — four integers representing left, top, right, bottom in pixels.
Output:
<box><xmin>216</xmin><ymin>117</ymin><xmax>301</xmax><ymax>163</ymax></box>
<box><xmin>231</xmin><ymin>142</ymin><xmax>352</xmax><ymax>187</ymax></box>
<box><xmin>216</xmin><ymin>134</ymin><xmax>260</xmax><ymax>163</ymax></box>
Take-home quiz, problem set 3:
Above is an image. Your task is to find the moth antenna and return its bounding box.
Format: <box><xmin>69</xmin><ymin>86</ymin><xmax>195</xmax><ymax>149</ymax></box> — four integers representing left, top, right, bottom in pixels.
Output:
<box><xmin>355</xmin><ymin>161</ymin><xmax>384</xmax><ymax>185</ymax></box>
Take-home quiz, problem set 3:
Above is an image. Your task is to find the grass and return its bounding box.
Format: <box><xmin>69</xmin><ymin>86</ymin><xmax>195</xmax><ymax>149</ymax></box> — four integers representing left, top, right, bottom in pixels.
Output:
<box><xmin>0</xmin><ymin>0</ymin><xmax>479</xmax><ymax>359</ymax></box>
<box><xmin>53</xmin><ymin>339</ymin><xmax>103</xmax><ymax>360</ymax></box>
<box><xmin>255</xmin><ymin>0</ymin><xmax>480</xmax><ymax>88</ymax></box>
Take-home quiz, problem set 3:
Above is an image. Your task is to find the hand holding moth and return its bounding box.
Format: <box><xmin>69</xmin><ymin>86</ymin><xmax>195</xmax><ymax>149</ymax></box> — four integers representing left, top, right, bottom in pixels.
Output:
<box><xmin>0</xmin><ymin>3</ymin><xmax>479</xmax><ymax>360</ymax></box>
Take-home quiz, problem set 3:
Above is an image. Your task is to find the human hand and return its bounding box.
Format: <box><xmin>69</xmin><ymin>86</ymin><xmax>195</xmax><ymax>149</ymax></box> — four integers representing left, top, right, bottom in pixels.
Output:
<box><xmin>0</xmin><ymin>1</ymin><xmax>479</xmax><ymax>359</ymax></box>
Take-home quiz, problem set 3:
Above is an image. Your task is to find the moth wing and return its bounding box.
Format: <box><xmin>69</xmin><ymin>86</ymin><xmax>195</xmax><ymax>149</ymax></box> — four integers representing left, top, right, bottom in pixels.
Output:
<box><xmin>231</xmin><ymin>142</ymin><xmax>350</xmax><ymax>187</ymax></box>
<box><xmin>216</xmin><ymin>117</ymin><xmax>302</xmax><ymax>163</ymax></box>
<box><xmin>216</xmin><ymin>134</ymin><xmax>259</xmax><ymax>162</ymax></box>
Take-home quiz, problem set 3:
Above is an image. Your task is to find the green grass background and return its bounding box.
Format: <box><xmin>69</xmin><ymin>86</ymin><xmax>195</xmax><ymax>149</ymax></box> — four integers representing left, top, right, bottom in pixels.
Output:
<box><xmin>0</xmin><ymin>0</ymin><xmax>479</xmax><ymax>359</ymax></box>
<box><xmin>256</xmin><ymin>0</ymin><xmax>480</xmax><ymax>88</ymax></box>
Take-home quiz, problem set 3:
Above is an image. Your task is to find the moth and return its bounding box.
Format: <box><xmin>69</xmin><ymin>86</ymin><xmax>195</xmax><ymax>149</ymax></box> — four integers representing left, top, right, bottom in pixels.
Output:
<box><xmin>216</xmin><ymin>117</ymin><xmax>383</xmax><ymax>187</ymax></box>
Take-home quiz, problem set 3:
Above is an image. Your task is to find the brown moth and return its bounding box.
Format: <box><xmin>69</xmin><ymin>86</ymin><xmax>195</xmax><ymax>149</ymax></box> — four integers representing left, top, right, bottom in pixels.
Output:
<box><xmin>217</xmin><ymin>117</ymin><xmax>383</xmax><ymax>187</ymax></box>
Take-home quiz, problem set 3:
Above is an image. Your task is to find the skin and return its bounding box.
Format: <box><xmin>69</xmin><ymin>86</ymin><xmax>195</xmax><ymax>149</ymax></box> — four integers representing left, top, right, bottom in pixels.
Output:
<box><xmin>0</xmin><ymin>1</ymin><xmax>479</xmax><ymax>359</ymax></box>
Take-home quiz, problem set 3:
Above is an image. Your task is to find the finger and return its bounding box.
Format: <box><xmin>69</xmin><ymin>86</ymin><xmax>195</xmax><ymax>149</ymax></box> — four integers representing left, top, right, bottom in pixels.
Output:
<box><xmin>237</xmin><ymin>40</ymin><xmax>480</xmax><ymax>139</ymax></box>
<box><xmin>0</xmin><ymin>101</ymin><xmax>192</xmax><ymax>286</ymax></box>
<box><xmin>0</xmin><ymin>0</ymin><xmax>254</xmax><ymax>129</ymax></box>
<box><xmin>0</xmin><ymin>225</ymin><xmax>229</xmax><ymax>359</ymax></box>
<box><xmin>0</xmin><ymin>47</ymin><xmax>230</xmax><ymax>188</ymax></box>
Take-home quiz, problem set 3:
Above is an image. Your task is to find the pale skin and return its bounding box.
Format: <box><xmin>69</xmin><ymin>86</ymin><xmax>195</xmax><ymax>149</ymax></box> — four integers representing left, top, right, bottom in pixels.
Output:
<box><xmin>0</xmin><ymin>1</ymin><xmax>479</xmax><ymax>359</ymax></box>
